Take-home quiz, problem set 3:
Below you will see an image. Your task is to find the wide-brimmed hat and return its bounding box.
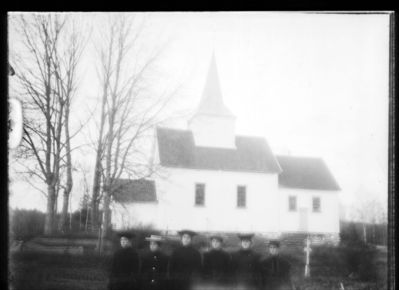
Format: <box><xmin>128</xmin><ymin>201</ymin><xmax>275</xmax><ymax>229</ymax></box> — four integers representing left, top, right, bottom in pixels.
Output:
<box><xmin>117</xmin><ymin>231</ymin><xmax>134</xmax><ymax>239</ymax></box>
<box><xmin>145</xmin><ymin>235</ymin><xmax>164</xmax><ymax>242</ymax></box>
<box><xmin>268</xmin><ymin>240</ymin><xmax>281</xmax><ymax>247</ymax></box>
<box><xmin>209</xmin><ymin>235</ymin><xmax>224</xmax><ymax>242</ymax></box>
<box><xmin>237</xmin><ymin>233</ymin><xmax>254</xmax><ymax>241</ymax></box>
<box><xmin>178</xmin><ymin>230</ymin><xmax>197</xmax><ymax>237</ymax></box>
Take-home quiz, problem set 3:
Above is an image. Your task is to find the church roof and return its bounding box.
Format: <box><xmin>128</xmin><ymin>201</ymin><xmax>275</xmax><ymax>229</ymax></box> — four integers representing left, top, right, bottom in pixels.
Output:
<box><xmin>194</xmin><ymin>53</ymin><xmax>235</xmax><ymax>118</ymax></box>
<box><xmin>276</xmin><ymin>155</ymin><xmax>340</xmax><ymax>191</ymax></box>
<box><xmin>112</xmin><ymin>179</ymin><xmax>157</xmax><ymax>203</ymax></box>
<box><xmin>156</xmin><ymin>127</ymin><xmax>282</xmax><ymax>173</ymax></box>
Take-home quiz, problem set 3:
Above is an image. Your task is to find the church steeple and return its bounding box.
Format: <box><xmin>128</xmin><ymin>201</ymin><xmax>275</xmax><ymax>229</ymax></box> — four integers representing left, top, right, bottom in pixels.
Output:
<box><xmin>195</xmin><ymin>52</ymin><xmax>234</xmax><ymax>118</ymax></box>
<box><xmin>188</xmin><ymin>53</ymin><xmax>237</xmax><ymax>149</ymax></box>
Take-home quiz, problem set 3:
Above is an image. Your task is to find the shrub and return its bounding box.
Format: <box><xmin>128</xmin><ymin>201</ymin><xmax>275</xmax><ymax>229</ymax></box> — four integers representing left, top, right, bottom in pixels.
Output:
<box><xmin>340</xmin><ymin>221</ymin><xmax>388</xmax><ymax>246</ymax></box>
<box><xmin>310</xmin><ymin>245</ymin><xmax>346</xmax><ymax>276</ymax></box>
<box><xmin>340</xmin><ymin>241</ymin><xmax>378</xmax><ymax>281</ymax></box>
<box><xmin>41</xmin><ymin>231</ymin><xmax>99</xmax><ymax>239</ymax></box>
<box><xmin>10</xmin><ymin>209</ymin><xmax>45</xmax><ymax>241</ymax></box>
<box><xmin>305</xmin><ymin>242</ymin><xmax>379</xmax><ymax>282</ymax></box>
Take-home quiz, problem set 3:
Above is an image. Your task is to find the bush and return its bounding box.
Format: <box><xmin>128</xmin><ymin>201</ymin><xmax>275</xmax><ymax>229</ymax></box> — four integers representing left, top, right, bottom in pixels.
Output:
<box><xmin>310</xmin><ymin>245</ymin><xmax>346</xmax><ymax>276</ymax></box>
<box><xmin>11</xmin><ymin>251</ymin><xmax>109</xmax><ymax>268</ymax></box>
<box><xmin>340</xmin><ymin>241</ymin><xmax>378</xmax><ymax>281</ymax></box>
<box><xmin>41</xmin><ymin>231</ymin><xmax>99</xmax><ymax>239</ymax></box>
<box><xmin>340</xmin><ymin>221</ymin><xmax>363</xmax><ymax>243</ymax></box>
<box><xmin>10</xmin><ymin>209</ymin><xmax>45</xmax><ymax>241</ymax></box>
<box><xmin>340</xmin><ymin>221</ymin><xmax>388</xmax><ymax>246</ymax></box>
<box><xmin>309</xmin><ymin>242</ymin><xmax>379</xmax><ymax>281</ymax></box>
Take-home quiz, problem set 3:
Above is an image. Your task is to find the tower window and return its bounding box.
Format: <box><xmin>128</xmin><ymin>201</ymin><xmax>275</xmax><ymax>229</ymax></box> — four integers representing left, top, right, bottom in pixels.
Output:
<box><xmin>237</xmin><ymin>186</ymin><xmax>247</xmax><ymax>208</ymax></box>
<box><xmin>289</xmin><ymin>196</ymin><xmax>297</xmax><ymax>211</ymax></box>
<box><xmin>195</xmin><ymin>183</ymin><xmax>205</xmax><ymax>206</ymax></box>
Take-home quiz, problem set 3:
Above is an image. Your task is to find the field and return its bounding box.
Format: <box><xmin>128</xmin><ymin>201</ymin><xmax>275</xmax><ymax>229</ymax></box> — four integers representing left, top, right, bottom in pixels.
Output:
<box><xmin>9</xmin><ymin>236</ymin><xmax>388</xmax><ymax>290</ymax></box>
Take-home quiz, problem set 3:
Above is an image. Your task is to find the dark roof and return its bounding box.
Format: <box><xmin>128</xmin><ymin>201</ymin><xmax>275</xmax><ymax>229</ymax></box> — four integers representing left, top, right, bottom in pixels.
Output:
<box><xmin>276</xmin><ymin>155</ymin><xmax>340</xmax><ymax>191</ymax></box>
<box><xmin>156</xmin><ymin>127</ymin><xmax>281</xmax><ymax>173</ymax></box>
<box><xmin>112</xmin><ymin>179</ymin><xmax>157</xmax><ymax>203</ymax></box>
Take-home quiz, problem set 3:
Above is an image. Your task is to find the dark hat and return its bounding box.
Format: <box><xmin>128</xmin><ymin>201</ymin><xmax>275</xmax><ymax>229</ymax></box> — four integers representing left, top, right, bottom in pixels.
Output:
<box><xmin>268</xmin><ymin>240</ymin><xmax>280</xmax><ymax>247</ymax></box>
<box><xmin>238</xmin><ymin>233</ymin><xmax>254</xmax><ymax>241</ymax></box>
<box><xmin>145</xmin><ymin>235</ymin><xmax>164</xmax><ymax>243</ymax></box>
<box><xmin>117</xmin><ymin>231</ymin><xmax>134</xmax><ymax>239</ymax></box>
<box><xmin>209</xmin><ymin>235</ymin><xmax>223</xmax><ymax>242</ymax></box>
<box><xmin>178</xmin><ymin>230</ymin><xmax>197</xmax><ymax>237</ymax></box>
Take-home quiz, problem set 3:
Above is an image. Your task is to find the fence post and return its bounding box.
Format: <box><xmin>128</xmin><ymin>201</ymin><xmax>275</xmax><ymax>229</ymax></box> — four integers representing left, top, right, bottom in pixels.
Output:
<box><xmin>304</xmin><ymin>237</ymin><xmax>312</xmax><ymax>278</ymax></box>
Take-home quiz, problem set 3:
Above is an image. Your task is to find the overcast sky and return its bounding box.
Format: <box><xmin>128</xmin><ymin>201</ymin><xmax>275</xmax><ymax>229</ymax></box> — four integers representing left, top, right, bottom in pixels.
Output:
<box><xmin>9</xmin><ymin>12</ymin><xmax>390</xmax><ymax>219</ymax></box>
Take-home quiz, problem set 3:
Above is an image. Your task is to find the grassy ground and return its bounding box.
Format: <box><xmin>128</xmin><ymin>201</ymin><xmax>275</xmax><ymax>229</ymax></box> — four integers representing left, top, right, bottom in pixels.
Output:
<box><xmin>9</xmin><ymin>238</ymin><xmax>388</xmax><ymax>290</ymax></box>
<box><xmin>9</xmin><ymin>250</ymin><xmax>387</xmax><ymax>290</ymax></box>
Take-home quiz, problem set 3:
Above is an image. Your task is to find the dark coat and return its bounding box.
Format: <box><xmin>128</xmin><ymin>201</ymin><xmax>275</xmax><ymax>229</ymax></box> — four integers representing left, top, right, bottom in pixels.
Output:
<box><xmin>169</xmin><ymin>245</ymin><xmax>202</xmax><ymax>290</ymax></box>
<box><xmin>231</xmin><ymin>249</ymin><xmax>261</xmax><ymax>290</ymax></box>
<box><xmin>202</xmin><ymin>249</ymin><xmax>231</xmax><ymax>285</ymax></box>
<box><xmin>140</xmin><ymin>250</ymin><xmax>169</xmax><ymax>290</ymax></box>
<box><xmin>260</xmin><ymin>255</ymin><xmax>293</xmax><ymax>290</ymax></box>
<box><xmin>108</xmin><ymin>247</ymin><xmax>140</xmax><ymax>290</ymax></box>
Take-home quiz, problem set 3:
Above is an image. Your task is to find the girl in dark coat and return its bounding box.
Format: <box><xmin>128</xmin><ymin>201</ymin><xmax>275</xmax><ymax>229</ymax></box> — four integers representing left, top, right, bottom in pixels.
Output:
<box><xmin>260</xmin><ymin>240</ymin><xmax>294</xmax><ymax>290</ymax></box>
<box><xmin>169</xmin><ymin>230</ymin><xmax>202</xmax><ymax>290</ymax></box>
<box><xmin>231</xmin><ymin>234</ymin><xmax>261</xmax><ymax>290</ymax></box>
<box><xmin>202</xmin><ymin>235</ymin><xmax>231</xmax><ymax>287</ymax></box>
<box><xmin>108</xmin><ymin>232</ymin><xmax>140</xmax><ymax>290</ymax></box>
<box><xmin>140</xmin><ymin>235</ymin><xmax>169</xmax><ymax>290</ymax></box>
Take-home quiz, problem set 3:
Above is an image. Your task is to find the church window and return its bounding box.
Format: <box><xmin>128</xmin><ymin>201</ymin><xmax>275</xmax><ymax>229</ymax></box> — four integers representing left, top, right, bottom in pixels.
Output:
<box><xmin>195</xmin><ymin>183</ymin><xmax>205</xmax><ymax>206</ymax></box>
<box><xmin>237</xmin><ymin>186</ymin><xmax>246</xmax><ymax>208</ymax></box>
<box><xmin>313</xmin><ymin>197</ymin><xmax>321</xmax><ymax>212</ymax></box>
<box><xmin>288</xmin><ymin>196</ymin><xmax>297</xmax><ymax>211</ymax></box>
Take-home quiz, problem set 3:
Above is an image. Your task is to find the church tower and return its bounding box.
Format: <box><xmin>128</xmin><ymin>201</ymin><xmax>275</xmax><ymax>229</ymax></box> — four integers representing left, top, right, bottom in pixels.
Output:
<box><xmin>188</xmin><ymin>53</ymin><xmax>236</xmax><ymax>148</ymax></box>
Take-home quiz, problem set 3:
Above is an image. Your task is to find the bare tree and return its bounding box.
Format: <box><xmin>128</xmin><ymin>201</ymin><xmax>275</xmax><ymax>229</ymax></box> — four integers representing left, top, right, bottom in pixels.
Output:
<box><xmin>89</xmin><ymin>39</ymin><xmax>109</xmax><ymax>231</ymax></box>
<box><xmin>10</xmin><ymin>14</ymin><xmax>84</xmax><ymax>235</ymax></box>
<box><xmin>90</xmin><ymin>15</ymin><xmax>176</xmax><ymax>240</ymax></box>
<box><xmin>54</xmin><ymin>21</ymin><xmax>86</xmax><ymax>233</ymax></box>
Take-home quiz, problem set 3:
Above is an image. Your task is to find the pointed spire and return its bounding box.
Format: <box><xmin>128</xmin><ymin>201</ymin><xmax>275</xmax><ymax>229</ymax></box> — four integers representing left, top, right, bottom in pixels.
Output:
<box><xmin>195</xmin><ymin>52</ymin><xmax>234</xmax><ymax>117</ymax></box>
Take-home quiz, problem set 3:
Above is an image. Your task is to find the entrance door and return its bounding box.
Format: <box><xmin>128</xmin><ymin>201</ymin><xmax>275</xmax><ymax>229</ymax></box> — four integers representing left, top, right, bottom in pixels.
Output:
<box><xmin>299</xmin><ymin>208</ymin><xmax>308</xmax><ymax>232</ymax></box>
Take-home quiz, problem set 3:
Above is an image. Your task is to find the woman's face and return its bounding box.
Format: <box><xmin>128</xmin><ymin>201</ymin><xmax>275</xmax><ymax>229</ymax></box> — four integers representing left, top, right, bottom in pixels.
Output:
<box><xmin>149</xmin><ymin>241</ymin><xmax>159</xmax><ymax>252</ymax></box>
<box><xmin>211</xmin><ymin>239</ymin><xmax>222</xmax><ymax>249</ymax></box>
<box><xmin>120</xmin><ymin>237</ymin><xmax>131</xmax><ymax>248</ymax></box>
<box><xmin>241</xmin><ymin>240</ymin><xmax>251</xmax><ymax>249</ymax></box>
<box><xmin>181</xmin><ymin>234</ymin><xmax>192</xmax><ymax>246</ymax></box>
<box><xmin>269</xmin><ymin>245</ymin><xmax>279</xmax><ymax>256</ymax></box>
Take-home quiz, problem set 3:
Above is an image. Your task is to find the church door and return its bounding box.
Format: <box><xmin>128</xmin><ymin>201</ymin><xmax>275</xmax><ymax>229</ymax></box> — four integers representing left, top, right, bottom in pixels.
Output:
<box><xmin>299</xmin><ymin>208</ymin><xmax>309</xmax><ymax>232</ymax></box>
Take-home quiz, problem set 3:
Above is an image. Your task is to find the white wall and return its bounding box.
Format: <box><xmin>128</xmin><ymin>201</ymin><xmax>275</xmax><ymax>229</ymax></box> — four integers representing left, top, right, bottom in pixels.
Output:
<box><xmin>112</xmin><ymin>203</ymin><xmax>160</xmax><ymax>229</ymax></box>
<box><xmin>111</xmin><ymin>169</ymin><xmax>340</xmax><ymax>235</ymax></box>
<box><xmin>278</xmin><ymin>187</ymin><xmax>340</xmax><ymax>234</ymax></box>
<box><xmin>113</xmin><ymin>167</ymin><xmax>280</xmax><ymax>233</ymax></box>
<box><xmin>188</xmin><ymin>115</ymin><xmax>236</xmax><ymax>148</ymax></box>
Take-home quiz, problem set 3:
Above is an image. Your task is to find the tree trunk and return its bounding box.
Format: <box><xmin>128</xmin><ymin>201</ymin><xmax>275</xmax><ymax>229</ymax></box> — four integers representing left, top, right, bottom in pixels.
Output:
<box><xmin>102</xmin><ymin>191</ymin><xmax>112</xmax><ymax>238</ymax></box>
<box><xmin>90</xmin><ymin>88</ymin><xmax>107</xmax><ymax>232</ymax></box>
<box><xmin>58</xmin><ymin>98</ymin><xmax>73</xmax><ymax>233</ymax></box>
<box><xmin>90</xmin><ymin>158</ymin><xmax>101</xmax><ymax>231</ymax></box>
<box><xmin>58</xmin><ymin>191</ymin><xmax>69</xmax><ymax>232</ymax></box>
<box><xmin>69</xmin><ymin>193</ymin><xmax>72</xmax><ymax>230</ymax></box>
<box><xmin>44</xmin><ymin>184</ymin><xmax>56</xmax><ymax>235</ymax></box>
<box><xmin>363</xmin><ymin>224</ymin><xmax>367</xmax><ymax>243</ymax></box>
<box><xmin>85</xmin><ymin>204</ymin><xmax>90</xmax><ymax>232</ymax></box>
<box><xmin>99</xmin><ymin>192</ymin><xmax>111</xmax><ymax>254</ymax></box>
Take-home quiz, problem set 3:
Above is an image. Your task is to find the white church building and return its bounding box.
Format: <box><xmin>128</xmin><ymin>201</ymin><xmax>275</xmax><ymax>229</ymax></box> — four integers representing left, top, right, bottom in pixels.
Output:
<box><xmin>111</xmin><ymin>55</ymin><xmax>341</xmax><ymax>243</ymax></box>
